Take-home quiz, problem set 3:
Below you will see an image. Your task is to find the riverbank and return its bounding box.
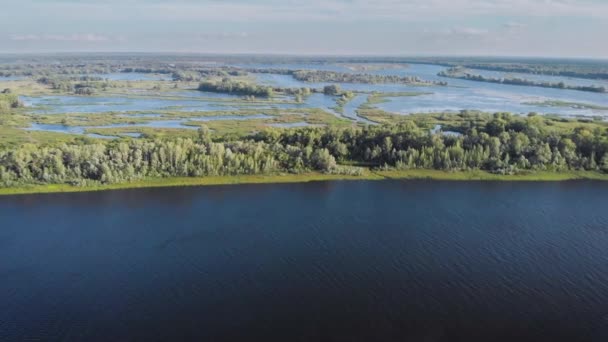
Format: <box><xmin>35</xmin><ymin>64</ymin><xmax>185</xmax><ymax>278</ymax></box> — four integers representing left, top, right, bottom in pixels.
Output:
<box><xmin>2</xmin><ymin>169</ymin><xmax>608</xmax><ymax>196</ymax></box>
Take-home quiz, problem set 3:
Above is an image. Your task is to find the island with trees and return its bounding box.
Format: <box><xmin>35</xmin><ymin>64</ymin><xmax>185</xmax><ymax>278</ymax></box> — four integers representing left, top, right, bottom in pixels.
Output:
<box><xmin>2</xmin><ymin>110</ymin><xmax>608</xmax><ymax>195</ymax></box>
<box><xmin>2</xmin><ymin>53</ymin><xmax>608</xmax><ymax>195</ymax></box>
<box><xmin>292</xmin><ymin>70</ymin><xmax>447</xmax><ymax>86</ymax></box>
<box><xmin>198</xmin><ymin>78</ymin><xmax>275</xmax><ymax>97</ymax></box>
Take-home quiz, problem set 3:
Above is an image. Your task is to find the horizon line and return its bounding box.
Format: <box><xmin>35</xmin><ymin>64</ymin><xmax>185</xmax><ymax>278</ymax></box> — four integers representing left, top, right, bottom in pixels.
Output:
<box><xmin>0</xmin><ymin>51</ymin><xmax>607</xmax><ymax>61</ymax></box>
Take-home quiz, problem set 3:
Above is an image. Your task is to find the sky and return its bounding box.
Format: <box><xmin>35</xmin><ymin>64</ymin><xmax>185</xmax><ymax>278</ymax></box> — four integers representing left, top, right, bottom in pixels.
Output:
<box><xmin>1</xmin><ymin>0</ymin><xmax>607</xmax><ymax>58</ymax></box>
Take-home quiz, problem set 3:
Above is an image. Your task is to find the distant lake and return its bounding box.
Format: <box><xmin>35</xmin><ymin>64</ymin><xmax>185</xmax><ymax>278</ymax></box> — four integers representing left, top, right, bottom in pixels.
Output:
<box><xmin>16</xmin><ymin>63</ymin><xmax>608</xmax><ymax>139</ymax></box>
<box><xmin>0</xmin><ymin>76</ymin><xmax>26</xmax><ymax>81</ymax></box>
<box><xmin>251</xmin><ymin>63</ymin><xmax>608</xmax><ymax>117</ymax></box>
<box><xmin>2</xmin><ymin>181</ymin><xmax>608</xmax><ymax>341</ymax></box>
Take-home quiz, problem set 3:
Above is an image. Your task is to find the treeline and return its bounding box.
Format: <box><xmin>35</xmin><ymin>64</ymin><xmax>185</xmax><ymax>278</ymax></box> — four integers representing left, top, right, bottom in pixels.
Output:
<box><xmin>1</xmin><ymin>113</ymin><xmax>608</xmax><ymax>187</ymax></box>
<box><xmin>400</xmin><ymin>58</ymin><xmax>608</xmax><ymax>81</ymax></box>
<box><xmin>244</xmin><ymin>68</ymin><xmax>293</xmax><ymax>75</ymax></box>
<box><xmin>198</xmin><ymin>78</ymin><xmax>275</xmax><ymax>97</ymax></box>
<box><xmin>0</xmin><ymin>131</ymin><xmax>350</xmax><ymax>187</ymax></box>
<box><xmin>448</xmin><ymin>63</ymin><xmax>608</xmax><ymax>81</ymax></box>
<box><xmin>1</xmin><ymin>66</ymin><xmax>117</xmax><ymax>77</ymax></box>
<box><xmin>254</xmin><ymin>113</ymin><xmax>608</xmax><ymax>174</ymax></box>
<box><xmin>195</xmin><ymin>78</ymin><xmax>338</xmax><ymax>99</ymax></box>
<box><xmin>1</xmin><ymin>61</ymin><xmax>250</xmax><ymax>81</ymax></box>
<box><xmin>121</xmin><ymin>67</ymin><xmax>173</xmax><ymax>74</ymax></box>
<box><xmin>36</xmin><ymin>76</ymin><xmax>116</xmax><ymax>95</ymax></box>
<box><xmin>439</xmin><ymin>68</ymin><xmax>607</xmax><ymax>93</ymax></box>
<box><xmin>292</xmin><ymin>70</ymin><xmax>447</xmax><ymax>86</ymax></box>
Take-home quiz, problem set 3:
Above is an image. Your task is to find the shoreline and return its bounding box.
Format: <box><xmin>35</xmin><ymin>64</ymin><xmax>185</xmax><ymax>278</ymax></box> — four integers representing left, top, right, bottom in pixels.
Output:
<box><xmin>1</xmin><ymin>169</ymin><xmax>608</xmax><ymax>196</ymax></box>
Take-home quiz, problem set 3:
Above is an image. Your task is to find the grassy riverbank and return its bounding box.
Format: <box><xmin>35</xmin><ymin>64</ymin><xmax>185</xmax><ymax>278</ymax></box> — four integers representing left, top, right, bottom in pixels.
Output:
<box><xmin>2</xmin><ymin>169</ymin><xmax>607</xmax><ymax>196</ymax></box>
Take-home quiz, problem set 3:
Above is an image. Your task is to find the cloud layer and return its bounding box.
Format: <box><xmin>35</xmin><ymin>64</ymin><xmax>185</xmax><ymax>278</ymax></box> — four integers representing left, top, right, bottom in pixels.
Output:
<box><xmin>10</xmin><ymin>34</ymin><xmax>115</xmax><ymax>42</ymax></box>
<box><xmin>1</xmin><ymin>0</ymin><xmax>607</xmax><ymax>57</ymax></box>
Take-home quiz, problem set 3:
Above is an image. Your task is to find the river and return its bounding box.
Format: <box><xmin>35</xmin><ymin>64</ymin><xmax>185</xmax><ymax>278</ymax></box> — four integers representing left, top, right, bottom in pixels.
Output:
<box><xmin>2</xmin><ymin>181</ymin><xmax>608</xmax><ymax>341</ymax></box>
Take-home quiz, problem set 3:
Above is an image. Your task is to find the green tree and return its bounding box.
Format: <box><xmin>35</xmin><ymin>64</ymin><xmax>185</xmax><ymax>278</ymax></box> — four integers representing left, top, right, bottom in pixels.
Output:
<box><xmin>323</xmin><ymin>84</ymin><xmax>341</xmax><ymax>96</ymax></box>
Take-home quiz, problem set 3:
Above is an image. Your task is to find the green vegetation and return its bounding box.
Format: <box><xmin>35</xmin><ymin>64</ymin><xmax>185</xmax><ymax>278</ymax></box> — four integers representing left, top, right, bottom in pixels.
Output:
<box><xmin>2</xmin><ymin>111</ymin><xmax>608</xmax><ymax>193</ymax></box>
<box><xmin>377</xmin><ymin>169</ymin><xmax>608</xmax><ymax>181</ymax></box>
<box><xmin>439</xmin><ymin>68</ymin><xmax>607</xmax><ymax>93</ymax></box>
<box><xmin>0</xmin><ymin>92</ymin><xmax>23</xmax><ymax>114</ymax></box>
<box><xmin>198</xmin><ymin>78</ymin><xmax>275</xmax><ymax>97</ymax></box>
<box><xmin>3</xmin><ymin>54</ymin><xmax>608</xmax><ymax>194</ymax></box>
<box><xmin>332</xmin><ymin>91</ymin><xmax>356</xmax><ymax>114</ymax></box>
<box><xmin>35</xmin><ymin>76</ymin><xmax>117</xmax><ymax>95</ymax></box>
<box><xmin>323</xmin><ymin>84</ymin><xmax>341</xmax><ymax>95</ymax></box>
<box><xmin>4</xmin><ymin>169</ymin><xmax>608</xmax><ymax>196</ymax></box>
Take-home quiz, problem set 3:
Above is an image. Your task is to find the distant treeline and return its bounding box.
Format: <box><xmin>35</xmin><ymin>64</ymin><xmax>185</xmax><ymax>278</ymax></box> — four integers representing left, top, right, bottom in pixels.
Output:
<box><xmin>198</xmin><ymin>79</ymin><xmax>275</xmax><ymax>97</ymax></box>
<box><xmin>292</xmin><ymin>70</ymin><xmax>447</xmax><ymax>86</ymax></box>
<box><xmin>0</xmin><ymin>66</ymin><xmax>118</xmax><ymax>77</ymax></box>
<box><xmin>121</xmin><ymin>68</ymin><xmax>173</xmax><ymax>74</ymax></box>
<box><xmin>245</xmin><ymin>68</ymin><xmax>293</xmax><ymax>75</ymax></box>
<box><xmin>0</xmin><ymin>61</ymin><xmax>248</xmax><ymax>81</ymax></box>
<box><xmin>3</xmin><ymin>54</ymin><xmax>608</xmax><ymax>82</ymax></box>
<box><xmin>1</xmin><ymin>112</ymin><xmax>608</xmax><ymax>187</ymax></box>
<box><xmin>439</xmin><ymin>68</ymin><xmax>607</xmax><ymax>93</ymax></box>
<box><xmin>400</xmin><ymin>57</ymin><xmax>608</xmax><ymax>81</ymax></box>
<box><xmin>36</xmin><ymin>76</ymin><xmax>116</xmax><ymax>95</ymax></box>
<box><xmin>451</xmin><ymin>64</ymin><xmax>608</xmax><ymax>81</ymax></box>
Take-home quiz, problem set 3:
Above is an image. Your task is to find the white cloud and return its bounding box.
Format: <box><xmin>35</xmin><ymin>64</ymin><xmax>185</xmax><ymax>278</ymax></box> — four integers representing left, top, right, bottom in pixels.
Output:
<box><xmin>504</xmin><ymin>22</ymin><xmax>528</xmax><ymax>30</ymax></box>
<box><xmin>196</xmin><ymin>32</ymin><xmax>250</xmax><ymax>40</ymax></box>
<box><xmin>20</xmin><ymin>0</ymin><xmax>608</xmax><ymax>21</ymax></box>
<box><xmin>0</xmin><ymin>0</ymin><xmax>587</xmax><ymax>24</ymax></box>
<box><xmin>9</xmin><ymin>34</ymin><xmax>41</xmax><ymax>41</ymax></box>
<box><xmin>2</xmin><ymin>0</ymin><xmax>607</xmax><ymax>57</ymax></box>
<box><xmin>447</xmin><ymin>27</ymin><xmax>490</xmax><ymax>36</ymax></box>
<box><xmin>9</xmin><ymin>33</ymin><xmax>115</xmax><ymax>42</ymax></box>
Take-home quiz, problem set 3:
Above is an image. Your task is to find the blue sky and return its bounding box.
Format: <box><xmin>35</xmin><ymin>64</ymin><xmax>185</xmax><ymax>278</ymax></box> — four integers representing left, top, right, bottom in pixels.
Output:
<box><xmin>1</xmin><ymin>0</ymin><xmax>607</xmax><ymax>57</ymax></box>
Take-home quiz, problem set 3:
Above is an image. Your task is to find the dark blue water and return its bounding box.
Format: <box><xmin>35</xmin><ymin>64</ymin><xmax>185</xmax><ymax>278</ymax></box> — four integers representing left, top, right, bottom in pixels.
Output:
<box><xmin>2</xmin><ymin>181</ymin><xmax>608</xmax><ymax>341</ymax></box>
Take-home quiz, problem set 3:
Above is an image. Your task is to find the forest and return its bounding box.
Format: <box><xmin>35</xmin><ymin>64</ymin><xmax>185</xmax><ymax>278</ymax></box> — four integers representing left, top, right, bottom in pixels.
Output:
<box><xmin>1</xmin><ymin>112</ymin><xmax>607</xmax><ymax>188</ymax></box>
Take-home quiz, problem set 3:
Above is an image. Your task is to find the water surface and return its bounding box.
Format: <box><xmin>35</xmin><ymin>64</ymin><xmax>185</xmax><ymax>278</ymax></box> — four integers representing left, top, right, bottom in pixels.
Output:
<box><xmin>2</xmin><ymin>181</ymin><xmax>608</xmax><ymax>341</ymax></box>
<box><xmin>251</xmin><ymin>64</ymin><xmax>608</xmax><ymax>117</ymax></box>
